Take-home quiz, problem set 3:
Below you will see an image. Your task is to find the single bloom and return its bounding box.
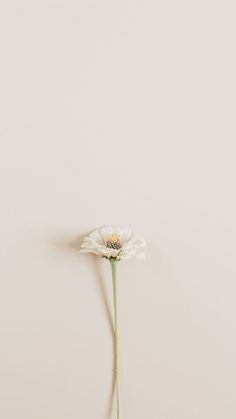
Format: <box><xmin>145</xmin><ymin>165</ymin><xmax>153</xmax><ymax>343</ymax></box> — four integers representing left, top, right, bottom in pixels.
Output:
<box><xmin>80</xmin><ymin>225</ymin><xmax>146</xmax><ymax>261</ymax></box>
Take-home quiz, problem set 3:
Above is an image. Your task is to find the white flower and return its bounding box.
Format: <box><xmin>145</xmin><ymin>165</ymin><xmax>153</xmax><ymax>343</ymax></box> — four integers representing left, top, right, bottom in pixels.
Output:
<box><xmin>80</xmin><ymin>225</ymin><xmax>146</xmax><ymax>261</ymax></box>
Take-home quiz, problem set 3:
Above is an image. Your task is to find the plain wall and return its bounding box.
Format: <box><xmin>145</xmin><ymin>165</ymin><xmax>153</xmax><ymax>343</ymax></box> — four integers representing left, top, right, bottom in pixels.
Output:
<box><xmin>0</xmin><ymin>1</ymin><xmax>236</xmax><ymax>418</ymax></box>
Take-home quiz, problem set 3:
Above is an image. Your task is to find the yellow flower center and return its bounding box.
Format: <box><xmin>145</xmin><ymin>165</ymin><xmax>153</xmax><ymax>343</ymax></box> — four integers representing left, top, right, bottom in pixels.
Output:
<box><xmin>105</xmin><ymin>234</ymin><xmax>122</xmax><ymax>250</ymax></box>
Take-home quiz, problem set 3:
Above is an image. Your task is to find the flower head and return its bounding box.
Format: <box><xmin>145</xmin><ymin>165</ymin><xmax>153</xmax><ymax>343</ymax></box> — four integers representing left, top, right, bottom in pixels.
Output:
<box><xmin>80</xmin><ymin>225</ymin><xmax>146</xmax><ymax>261</ymax></box>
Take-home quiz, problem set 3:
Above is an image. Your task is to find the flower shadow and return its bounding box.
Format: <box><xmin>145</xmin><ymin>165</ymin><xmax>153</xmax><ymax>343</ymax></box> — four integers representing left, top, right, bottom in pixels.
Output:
<box><xmin>50</xmin><ymin>232</ymin><xmax>116</xmax><ymax>419</ymax></box>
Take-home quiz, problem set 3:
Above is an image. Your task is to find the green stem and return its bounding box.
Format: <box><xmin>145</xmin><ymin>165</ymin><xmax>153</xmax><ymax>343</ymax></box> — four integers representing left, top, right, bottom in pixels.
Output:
<box><xmin>110</xmin><ymin>260</ymin><xmax>120</xmax><ymax>419</ymax></box>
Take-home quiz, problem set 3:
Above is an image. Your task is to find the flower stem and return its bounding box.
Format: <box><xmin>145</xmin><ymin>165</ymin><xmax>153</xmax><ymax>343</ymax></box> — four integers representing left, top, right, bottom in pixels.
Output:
<box><xmin>110</xmin><ymin>260</ymin><xmax>120</xmax><ymax>419</ymax></box>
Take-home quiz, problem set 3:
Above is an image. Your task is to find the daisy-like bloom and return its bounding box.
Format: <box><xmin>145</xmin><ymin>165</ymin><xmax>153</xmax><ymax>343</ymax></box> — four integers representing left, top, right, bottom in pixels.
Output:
<box><xmin>80</xmin><ymin>225</ymin><xmax>146</xmax><ymax>419</ymax></box>
<box><xmin>80</xmin><ymin>225</ymin><xmax>146</xmax><ymax>261</ymax></box>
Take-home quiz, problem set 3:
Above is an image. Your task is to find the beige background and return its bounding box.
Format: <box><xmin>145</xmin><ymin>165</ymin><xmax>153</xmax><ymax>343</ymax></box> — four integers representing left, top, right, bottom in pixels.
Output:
<box><xmin>1</xmin><ymin>1</ymin><xmax>236</xmax><ymax>418</ymax></box>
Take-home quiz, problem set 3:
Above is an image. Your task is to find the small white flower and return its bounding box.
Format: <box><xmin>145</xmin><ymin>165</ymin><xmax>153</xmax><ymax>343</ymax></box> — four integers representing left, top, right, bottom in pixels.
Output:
<box><xmin>80</xmin><ymin>225</ymin><xmax>146</xmax><ymax>261</ymax></box>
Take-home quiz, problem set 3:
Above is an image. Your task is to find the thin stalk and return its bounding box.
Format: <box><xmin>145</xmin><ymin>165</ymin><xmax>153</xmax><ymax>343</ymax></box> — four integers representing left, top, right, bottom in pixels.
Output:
<box><xmin>110</xmin><ymin>260</ymin><xmax>120</xmax><ymax>419</ymax></box>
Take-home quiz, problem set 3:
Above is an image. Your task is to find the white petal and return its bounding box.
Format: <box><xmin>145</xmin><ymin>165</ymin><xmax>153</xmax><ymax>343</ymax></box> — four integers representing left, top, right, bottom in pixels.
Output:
<box><xmin>119</xmin><ymin>227</ymin><xmax>132</xmax><ymax>243</ymax></box>
<box><xmin>99</xmin><ymin>225</ymin><xmax>115</xmax><ymax>239</ymax></box>
<box><xmin>81</xmin><ymin>237</ymin><xmax>99</xmax><ymax>248</ymax></box>
<box><xmin>99</xmin><ymin>225</ymin><xmax>127</xmax><ymax>240</ymax></box>
<box><xmin>111</xmin><ymin>249</ymin><xmax>121</xmax><ymax>258</ymax></box>
<box><xmin>97</xmin><ymin>246</ymin><xmax>114</xmax><ymax>258</ymax></box>
<box><xmin>80</xmin><ymin>248</ymin><xmax>101</xmax><ymax>256</ymax></box>
<box><xmin>89</xmin><ymin>229</ymin><xmax>104</xmax><ymax>245</ymax></box>
<box><xmin>126</xmin><ymin>236</ymin><xmax>146</xmax><ymax>248</ymax></box>
<box><xmin>122</xmin><ymin>247</ymin><xmax>136</xmax><ymax>256</ymax></box>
